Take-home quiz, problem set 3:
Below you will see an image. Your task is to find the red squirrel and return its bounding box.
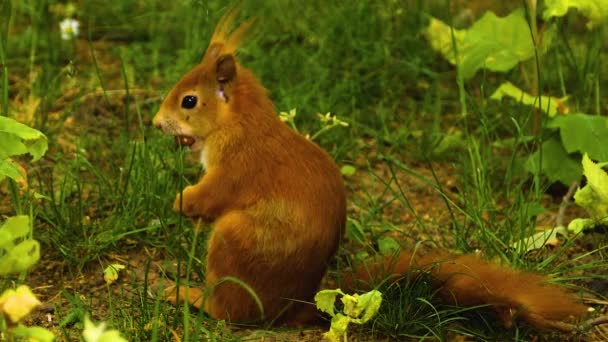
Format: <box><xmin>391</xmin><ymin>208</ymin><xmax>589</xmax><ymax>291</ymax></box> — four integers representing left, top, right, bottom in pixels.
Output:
<box><xmin>152</xmin><ymin>7</ymin><xmax>588</xmax><ymax>330</ymax></box>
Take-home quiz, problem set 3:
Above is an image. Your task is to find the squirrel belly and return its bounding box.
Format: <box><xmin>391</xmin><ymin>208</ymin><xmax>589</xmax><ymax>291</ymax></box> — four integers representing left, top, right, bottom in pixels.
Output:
<box><xmin>154</xmin><ymin>7</ymin><xmax>588</xmax><ymax>331</ymax></box>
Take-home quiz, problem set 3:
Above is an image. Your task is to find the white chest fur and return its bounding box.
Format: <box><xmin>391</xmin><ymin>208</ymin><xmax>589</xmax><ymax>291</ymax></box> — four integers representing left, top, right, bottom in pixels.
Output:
<box><xmin>199</xmin><ymin>145</ymin><xmax>208</xmax><ymax>169</ymax></box>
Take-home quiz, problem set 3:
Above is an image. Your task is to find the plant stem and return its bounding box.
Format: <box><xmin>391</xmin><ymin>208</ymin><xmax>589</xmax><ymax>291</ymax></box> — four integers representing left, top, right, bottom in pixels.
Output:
<box><xmin>525</xmin><ymin>0</ymin><xmax>542</xmax><ymax>136</ymax></box>
<box><xmin>0</xmin><ymin>0</ymin><xmax>10</xmax><ymax>116</ymax></box>
<box><xmin>555</xmin><ymin>181</ymin><xmax>580</xmax><ymax>228</ymax></box>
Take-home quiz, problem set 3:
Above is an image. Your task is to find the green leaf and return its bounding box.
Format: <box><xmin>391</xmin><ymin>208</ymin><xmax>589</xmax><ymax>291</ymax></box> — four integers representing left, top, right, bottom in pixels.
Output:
<box><xmin>0</xmin><ymin>132</ymin><xmax>29</xmax><ymax>159</ymax></box>
<box><xmin>12</xmin><ymin>325</ymin><xmax>56</xmax><ymax>342</ymax></box>
<box><xmin>341</xmin><ymin>294</ymin><xmax>360</xmax><ymax>317</ymax></box>
<box><xmin>567</xmin><ymin>218</ymin><xmax>594</xmax><ymax>234</ymax></box>
<box><xmin>314</xmin><ymin>289</ymin><xmax>344</xmax><ymax>317</ymax></box>
<box><xmin>317</xmin><ymin>289</ymin><xmax>383</xmax><ymax>342</ymax></box>
<box><xmin>0</xmin><ymin>116</ymin><xmax>48</xmax><ymax>160</ymax></box>
<box><xmin>490</xmin><ymin>81</ymin><xmax>569</xmax><ymax>117</ymax></box>
<box><xmin>0</xmin><ymin>215</ymin><xmax>31</xmax><ymax>246</ymax></box>
<box><xmin>340</xmin><ymin>165</ymin><xmax>356</xmax><ymax>176</ymax></box>
<box><xmin>547</xmin><ymin>114</ymin><xmax>608</xmax><ymax>161</ymax></box>
<box><xmin>543</xmin><ymin>0</ymin><xmax>608</xmax><ymax>28</ymax></box>
<box><xmin>0</xmin><ymin>216</ymin><xmax>39</xmax><ymax>275</ymax></box>
<box><xmin>377</xmin><ymin>236</ymin><xmax>400</xmax><ymax>255</ymax></box>
<box><xmin>425</xmin><ymin>9</ymin><xmax>538</xmax><ymax>79</ymax></box>
<box><xmin>573</xmin><ymin>154</ymin><xmax>608</xmax><ymax>219</ymax></box>
<box><xmin>0</xmin><ymin>239</ymin><xmax>41</xmax><ymax>275</ymax></box>
<box><xmin>0</xmin><ymin>229</ymin><xmax>13</xmax><ymax>250</ymax></box>
<box><xmin>0</xmin><ymin>159</ymin><xmax>24</xmax><ymax>182</ymax></box>
<box><xmin>354</xmin><ymin>251</ymin><xmax>369</xmax><ymax>261</ymax></box>
<box><xmin>526</xmin><ymin>136</ymin><xmax>582</xmax><ymax>184</ymax></box>
<box><xmin>343</xmin><ymin>290</ymin><xmax>383</xmax><ymax>324</ymax></box>
<box><xmin>103</xmin><ymin>264</ymin><xmax>126</xmax><ymax>285</ymax></box>
<box><xmin>323</xmin><ymin>313</ymin><xmax>350</xmax><ymax>342</ymax></box>
<box><xmin>346</xmin><ymin>218</ymin><xmax>365</xmax><ymax>244</ymax></box>
<box><xmin>511</xmin><ymin>226</ymin><xmax>567</xmax><ymax>252</ymax></box>
<box><xmin>430</xmin><ymin>130</ymin><xmax>465</xmax><ymax>157</ymax></box>
<box><xmin>83</xmin><ymin>316</ymin><xmax>127</xmax><ymax>342</ymax></box>
<box><xmin>424</xmin><ymin>17</ymin><xmax>466</xmax><ymax>65</ymax></box>
<box><xmin>98</xmin><ymin>331</ymin><xmax>128</xmax><ymax>342</ymax></box>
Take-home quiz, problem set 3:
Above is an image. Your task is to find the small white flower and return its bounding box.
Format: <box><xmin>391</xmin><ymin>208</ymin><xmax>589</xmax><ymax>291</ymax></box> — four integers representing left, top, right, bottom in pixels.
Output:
<box><xmin>60</xmin><ymin>18</ymin><xmax>80</xmax><ymax>40</ymax></box>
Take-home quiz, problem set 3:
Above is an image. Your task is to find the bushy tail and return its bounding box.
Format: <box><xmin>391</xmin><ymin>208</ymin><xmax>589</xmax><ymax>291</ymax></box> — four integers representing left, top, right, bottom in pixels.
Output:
<box><xmin>338</xmin><ymin>251</ymin><xmax>589</xmax><ymax>331</ymax></box>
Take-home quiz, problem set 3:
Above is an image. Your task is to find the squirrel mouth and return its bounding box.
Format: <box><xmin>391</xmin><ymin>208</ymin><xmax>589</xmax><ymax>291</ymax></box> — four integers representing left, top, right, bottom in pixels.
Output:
<box><xmin>174</xmin><ymin>135</ymin><xmax>196</xmax><ymax>147</ymax></box>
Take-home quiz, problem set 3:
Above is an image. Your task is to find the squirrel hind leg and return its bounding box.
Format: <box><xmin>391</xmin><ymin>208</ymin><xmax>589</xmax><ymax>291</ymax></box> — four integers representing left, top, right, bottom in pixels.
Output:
<box><xmin>281</xmin><ymin>303</ymin><xmax>326</xmax><ymax>328</ymax></box>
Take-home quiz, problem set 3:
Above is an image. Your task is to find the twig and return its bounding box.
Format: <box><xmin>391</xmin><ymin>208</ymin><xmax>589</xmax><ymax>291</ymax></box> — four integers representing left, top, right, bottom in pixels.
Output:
<box><xmin>583</xmin><ymin>315</ymin><xmax>608</xmax><ymax>328</ymax></box>
<box><xmin>537</xmin><ymin>314</ymin><xmax>608</xmax><ymax>333</ymax></box>
<box><xmin>555</xmin><ymin>180</ymin><xmax>580</xmax><ymax>228</ymax></box>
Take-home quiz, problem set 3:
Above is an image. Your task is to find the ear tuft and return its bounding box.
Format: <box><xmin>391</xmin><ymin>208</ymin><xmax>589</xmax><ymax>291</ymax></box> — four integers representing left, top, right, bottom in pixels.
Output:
<box><xmin>216</xmin><ymin>54</ymin><xmax>236</xmax><ymax>84</ymax></box>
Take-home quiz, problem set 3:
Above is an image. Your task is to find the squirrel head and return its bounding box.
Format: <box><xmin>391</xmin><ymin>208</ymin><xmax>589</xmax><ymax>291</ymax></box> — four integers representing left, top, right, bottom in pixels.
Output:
<box><xmin>152</xmin><ymin>7</ymin><xmax>254</xmax><ymax>152</ymax></box>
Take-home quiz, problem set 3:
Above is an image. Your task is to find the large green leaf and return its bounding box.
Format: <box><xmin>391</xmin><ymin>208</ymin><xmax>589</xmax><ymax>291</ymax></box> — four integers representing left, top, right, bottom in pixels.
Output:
<box><xmin>573</xmin><ymin>154</ymin><xmax>608</xmax><ymax>220</ymax></box>
<box><xmin>425</xmin><ymin>9</ymin><xmax>539</xmax><ymax>79</ymax></box>
<box><xmin>0</xmin><ymin>116</ymin><xmax>48</xmax><ymax>160</ymax></box>
<box><xmin>0</xmin><ymin>239</ymin><xmax>40</xmax><ymax>275</ymax></box>
<box><xmin>0</xmin><ymin>133</ymin><xmax>28</xmax><ymax>158</ymax></box>
<box><xmin>315</xmin><ymin>289</ymin><xmax>343</xmax><ymax>317</ymax></box>
<box><xmin>544</xmin><ymin>0</ymin><xmax>608</xmax><ymax>28</ymax></box>
<box><xmin>526</xmin><ymin>136</ymin><xmax>582</xmax><ymax>184</ymax></box>
<box><xmin>0</xmin><ymin>216</ymin><xmax>39</xmax><ymax>275</ymax></box>
<box><xmin>490</xmin><ymin>81</ymin><xmax>569</xmax><ymax>117</ymax></box>
<box><xmin>547</xmin><ymin>114</ymin><xmax>608</xmax><ymax>161</ymax></box>
<box><xmin>424</xmin><ymin>17</ymin><xmax>466</xmax><ymax>65</ymax></box>
<box><xmin>0</xmin><ymin>159</ymin><xmax>23</xmax><ymax>182</ymax></box>
<box><xmin>0</xmin><ymin>215</ymin><xmax>31</xmax><ymax>249</ymax></box>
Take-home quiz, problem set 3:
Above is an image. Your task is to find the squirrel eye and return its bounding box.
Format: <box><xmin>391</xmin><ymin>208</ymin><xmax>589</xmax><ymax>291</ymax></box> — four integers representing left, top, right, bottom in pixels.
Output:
<box><xmin>181</xmin><ymin>95</ymin><xmax>197</xmax><ymax>109</ymax></box>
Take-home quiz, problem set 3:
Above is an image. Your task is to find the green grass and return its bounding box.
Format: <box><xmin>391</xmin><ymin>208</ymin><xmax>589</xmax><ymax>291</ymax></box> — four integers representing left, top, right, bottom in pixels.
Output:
<box><xmin>1</xmin><ymin>0</ymin><xmax>607</xmax><ymax>341</ymax></box>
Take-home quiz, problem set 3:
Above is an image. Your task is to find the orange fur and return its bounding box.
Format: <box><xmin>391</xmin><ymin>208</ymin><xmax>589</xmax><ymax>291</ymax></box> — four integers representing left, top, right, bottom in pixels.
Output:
<box><xmin>154</xmin><ymin>7</ymin><xmax>345</xmax><ymax>324</ymax></box>
<box><xmin>154</xmin><ymin>8</ymin><xmax>587</xmax><ymax>330</ymax></box>
<box><xmin>340</xmin><ymin>251</ymin><xmax>588</xmax><ymax>331</ymax></box>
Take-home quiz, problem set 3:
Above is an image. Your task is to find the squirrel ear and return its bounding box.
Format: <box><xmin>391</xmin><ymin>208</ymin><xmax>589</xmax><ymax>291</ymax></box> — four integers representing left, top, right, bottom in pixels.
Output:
<box><xmin>216</xmin><ymin>54</ymin><xmax>236</xmax><ymax>84</ymax></box>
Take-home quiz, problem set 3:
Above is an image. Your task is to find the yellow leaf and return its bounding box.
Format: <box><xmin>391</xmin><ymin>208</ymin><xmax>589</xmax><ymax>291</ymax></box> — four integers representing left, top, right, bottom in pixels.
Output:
<box><xmin>0</xmin><ymin>285</ymin><xmax>41</xmax><ymax>323</ymax></box>
<box><xmin>424</xmin><ymin>17</ymin><xmax>466</xmax><ymax>65</ymax></box>
<box><xmin>103</xmin><ymin>264</ymin><xmax>126</xmax><ymax>285</ymax></box>
<box><xmin>491</xmin><ymin>81</ymin><xmax>569</xmax><ymax>117</ymax></box>
<box><xmin>511</xmin><ymin>226</ymin><xmax>567</xmax><ymax>252</ymax></box>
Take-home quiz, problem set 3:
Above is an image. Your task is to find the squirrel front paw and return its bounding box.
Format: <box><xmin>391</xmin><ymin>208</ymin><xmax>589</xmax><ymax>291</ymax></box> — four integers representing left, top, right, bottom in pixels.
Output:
<box><xmin>173</xmin><ymin>185</ymin><xmax>201</xmax><ymax>217</ymax></box>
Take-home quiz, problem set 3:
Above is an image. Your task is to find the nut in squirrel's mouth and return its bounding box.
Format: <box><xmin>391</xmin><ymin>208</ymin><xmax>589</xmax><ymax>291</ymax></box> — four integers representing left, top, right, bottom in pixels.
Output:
<box><xmin>174</xmin><ymin>135</ymin><xmax>196</xmax><ymax>147</ymax></box>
